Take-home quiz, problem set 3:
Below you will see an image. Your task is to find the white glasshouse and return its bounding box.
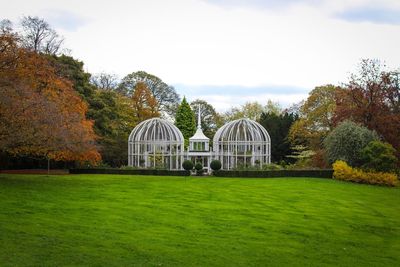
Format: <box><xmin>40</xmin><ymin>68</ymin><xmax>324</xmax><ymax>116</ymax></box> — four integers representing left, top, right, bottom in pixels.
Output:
<box><xmin>128</xmin><ymin>118</ymin><xmax>184</xmax><ymax>170</ymax></box>
<box><xmin>128</xmin><ymin>107</ymin><xmax>271</xmax><ymax>172</ymax></box>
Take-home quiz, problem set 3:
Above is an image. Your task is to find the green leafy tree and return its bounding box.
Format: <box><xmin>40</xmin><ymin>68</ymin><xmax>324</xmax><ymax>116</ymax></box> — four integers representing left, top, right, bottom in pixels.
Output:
<box><xmin>222</xmin><ymin>100</ymin><xmax>281</xmax><ymax>123</ymax></box>
<box><xmin>324</xmin><ymin>120</ymin><xmax>379</xmax><ymax>167</ymax></box>
<box><xmin>88</xmin><ymin>90</ymin><xmax>136</xmax><ymax>167</ymax></box>
<box><xmin>175</xmin><ymin>97</ymin><xmax>196</xmax><ymax>147</ymax></box>
<box><xmin>190</xmin><ymin>99</ymin><xmax>223</xmax><ymax>140</ymax></box>
<box><xmin>361</xmin><ymin>141</ymin><xmax>398</xmax><ymax>172</ymax></box>
<box><xmin>48</xmin><ymin>55</ymin><xmax>95</xmax><ymax>101</ymax></box>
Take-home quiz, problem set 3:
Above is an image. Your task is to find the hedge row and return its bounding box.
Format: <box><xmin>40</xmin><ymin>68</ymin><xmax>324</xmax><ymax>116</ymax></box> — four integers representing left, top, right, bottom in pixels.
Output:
<box><xmin>69</xmin><ymin>168</ymin><xmax>333</xmax><ymax>178</ymax></box>
<box><xmin>213</xmin><ymin>169</ymin><xmax>333</xmax><ymax>178</ymax></box>
<box><xmin>69</xmin><ymin>168</ymin><xmax>190</xmax><ymax>176</ymax></box>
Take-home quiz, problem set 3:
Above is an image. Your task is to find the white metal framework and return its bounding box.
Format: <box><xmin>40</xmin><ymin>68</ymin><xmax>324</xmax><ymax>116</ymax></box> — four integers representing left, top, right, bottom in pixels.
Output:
<box><xmin>213</xmin><ymin>118</ymin><xmax>271</xmax><ymax>170</ymax></box>
<box><xmin>186</xmin><ymin>105</ymin><xmax>211</xmax><ymax>171</ymax></box>
<box><xmin>128</xmin><ymin>118</ymin><xmax>184</xmax><ymax>169</ymax></box>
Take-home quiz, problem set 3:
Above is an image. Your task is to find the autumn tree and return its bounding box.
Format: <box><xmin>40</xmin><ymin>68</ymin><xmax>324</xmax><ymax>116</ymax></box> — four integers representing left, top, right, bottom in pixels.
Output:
<box><xmin>118</xmin><ymin>71</ymin><xmax>180</xmax><ymax>117</ymax></box>
<box><xmin>131</xmin><ymin>82</ymin><xmax>160</xmax><ymax>123</ymax></box>
<box><xmin>20</xmin><ymin>16</ymin><xmax>65</xmax><ymax>55</ymax></box>
<box><xmin>0</xmin><ymin>33</ymin><xmax>100</xmax><ymax>167</ymax></box>
<box><xmin>190</xmin><ymin>99</ymin><xmax>223</xmax><ymax>139</ymax></box>
<box><xmin>1</xmin><ymin>17</ymin><xmax>137</xmax><ymax>168</ymax></box>
<box><xmin>175</xmin><ymin>97</ymin><xmax>196</xmax><ymax>147</ymax></box>
<box><xmin>47</xmin><ymin>54</ymin><xmax>139</xmax><ymax>167</ymax></box>
<box><xmin>0</xmin><ymin>28</ymin><xmax>19</xmax><ymax>71</ymax></box>
<box><xmin>334</xmin><ymin>59</ymin><xmax>400</xmax><ymax>156</ymax></box>
<box><xmin>289</xmin><ymin>85</ymin><xmax>338</xmax><ymax>149</ymax></box>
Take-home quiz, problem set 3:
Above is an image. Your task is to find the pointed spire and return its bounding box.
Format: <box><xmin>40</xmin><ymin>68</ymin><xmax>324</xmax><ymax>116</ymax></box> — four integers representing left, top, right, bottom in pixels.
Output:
<box><xmin>197</xmin><ymin>104</ymin><xmax>201</xmax><ymax>129</ymax></box>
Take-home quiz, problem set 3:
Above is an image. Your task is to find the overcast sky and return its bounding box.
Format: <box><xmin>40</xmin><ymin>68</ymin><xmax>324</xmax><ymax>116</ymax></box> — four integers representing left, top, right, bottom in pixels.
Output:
<box><xmin>2</xmin><ymin>0</ymin><xmax>400</xmax><ymax>111</ymax></box>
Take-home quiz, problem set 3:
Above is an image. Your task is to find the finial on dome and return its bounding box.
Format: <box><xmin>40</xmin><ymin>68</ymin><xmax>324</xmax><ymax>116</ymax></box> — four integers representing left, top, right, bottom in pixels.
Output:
<box><xmin>197</xmin><ymin>104</ymin><xmax>201</xmax><ymax>129</ymax></box>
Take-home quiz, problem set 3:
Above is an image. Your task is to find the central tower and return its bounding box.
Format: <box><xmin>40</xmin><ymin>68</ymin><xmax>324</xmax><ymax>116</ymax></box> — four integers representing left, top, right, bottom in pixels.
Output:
<box><xmin>186</xmin><ymin>105</ymin><xmax>211</xmax><ymax>172</ymax></box>
<box><xmin>189</xmin><ymin>105</ymin><xmax>209</xmax><ymax>152</ymax></box>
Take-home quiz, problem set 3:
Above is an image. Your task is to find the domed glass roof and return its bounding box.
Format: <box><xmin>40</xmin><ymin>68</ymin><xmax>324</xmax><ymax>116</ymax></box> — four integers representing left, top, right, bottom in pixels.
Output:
<box><xmin>213</xmin><ymin>118</ymin><xmax>270</xmax><ymax>143</ymax></box>
<box><xmin>128</xmin><ymin>118</ymin><xmax>184</xmax><ymax>143</ymax></box>
<box><xmin>212</xmin><ymin>118</ymin><xmax>271</xmax><ymax>169</ymax></box>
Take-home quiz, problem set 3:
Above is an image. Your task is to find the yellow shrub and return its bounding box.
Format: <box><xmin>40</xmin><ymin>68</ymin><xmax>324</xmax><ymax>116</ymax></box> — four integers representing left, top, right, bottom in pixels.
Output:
<box><xmin>333</xmin><ymin>160</ymin><xmax>398</xmax><ymax>187</ymax></box>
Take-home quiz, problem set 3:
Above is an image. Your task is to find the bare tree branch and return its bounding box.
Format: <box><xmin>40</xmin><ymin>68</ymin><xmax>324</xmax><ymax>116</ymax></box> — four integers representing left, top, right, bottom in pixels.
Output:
<box><xmin>20</xmin><ymin>16</ymin><xmax>65</xmax><ymax>55</ymax></box>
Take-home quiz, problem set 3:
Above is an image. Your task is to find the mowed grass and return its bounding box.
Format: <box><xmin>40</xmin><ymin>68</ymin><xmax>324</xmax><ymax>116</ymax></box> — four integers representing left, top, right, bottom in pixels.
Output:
<box><xmin>0</xmin><ymin>174</ymin><xmax>399</xmax><ymax>266</ymax></box>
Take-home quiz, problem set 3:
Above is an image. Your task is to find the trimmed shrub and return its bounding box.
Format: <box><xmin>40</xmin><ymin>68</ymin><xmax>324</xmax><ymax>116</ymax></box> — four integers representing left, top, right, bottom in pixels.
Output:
<box><xmin>361</xmin><ymin>141</ymin><xmax>398</xmax><ymax>172</ymax></box>
<box><xmin>182</xmin><ymin>160</ymin><xmax>194</xmax><ymax>171</ymax></box>
<box><xmin>333</xmin><ymin>160</ymin><xmax>398</xmax><ymax>187</ymax></box>
<box><xmin>195</xmin><ymin>163</ymin><xmax>203</xmax><ymax>171</ymax></box>
<box><xmin>195</xmin><ymin>163</ymin><xmax>204</xmax><ymax>176</ymax></box>
<box><xmin>210</xmin><ymin>160</ymin><xmax>222</xmax><ymax>171</ymax></box>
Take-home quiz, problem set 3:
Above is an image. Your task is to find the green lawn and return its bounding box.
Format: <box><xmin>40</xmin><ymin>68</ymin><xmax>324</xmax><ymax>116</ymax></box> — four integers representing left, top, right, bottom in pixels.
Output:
<box><xmin>0</xmin><ymin>174</ymin><xmax>399</xmax><ymax>266</ymax></box>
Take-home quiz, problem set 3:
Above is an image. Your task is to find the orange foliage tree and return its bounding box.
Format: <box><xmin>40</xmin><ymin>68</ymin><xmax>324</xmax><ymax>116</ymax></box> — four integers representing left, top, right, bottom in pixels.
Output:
<box><xmin>0</xmin><ymin>33</ymin><xmax>100</xmax><ymax>165</ymax></box>
<box><xmin>131</xmin><ymin>82</ymin><xmax>160</xmax><ymax>123</ymax></box>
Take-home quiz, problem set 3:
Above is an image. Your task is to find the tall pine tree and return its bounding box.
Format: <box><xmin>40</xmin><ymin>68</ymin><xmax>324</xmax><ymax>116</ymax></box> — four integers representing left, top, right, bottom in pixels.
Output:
<box><xmin>175</xmin><ymin>97</ymin><xmax>196</xmax><ymax>148</ymax></box>
<box><xmin>259</xmin><ymin>111</ymin><xmax>298</xmax><ymax>163</ymax></box>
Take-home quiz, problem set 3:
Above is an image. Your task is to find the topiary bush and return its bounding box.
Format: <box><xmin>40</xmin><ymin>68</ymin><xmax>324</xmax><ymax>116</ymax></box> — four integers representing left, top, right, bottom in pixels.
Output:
<box><xmin>333</xmin><ymin>160</ymin><xmax>398</xmax><ymax>187</ymax></box>
<box><xmin>195</xmin><ymin>162</ymin><xmax>203</xmax><ymax>176</ymax></box>
<box><xmin>324</xmin><ymin>120</ymin><xmax>379</xmax><ymax>167</ymax></box>
<box><xmin>210</xmin><ymin>160</ymin><xmax>222</xmax><ymax>171</ymax></box>
<box><xmin>194</xmin><ymin>163</ymin><xmax>203</xmax><ymax>171</ymax></box>
<box><xmin>182</xmin><ymin>160</ymin><xmax>194</xmax><ymax>171</ymax></box>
